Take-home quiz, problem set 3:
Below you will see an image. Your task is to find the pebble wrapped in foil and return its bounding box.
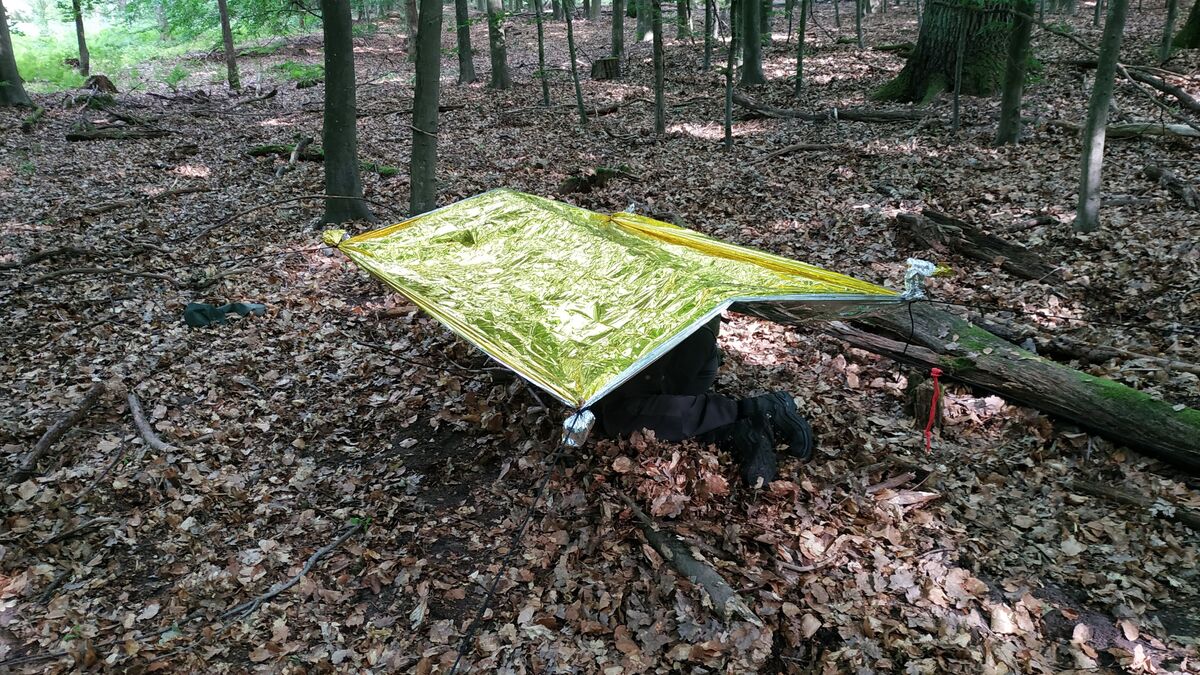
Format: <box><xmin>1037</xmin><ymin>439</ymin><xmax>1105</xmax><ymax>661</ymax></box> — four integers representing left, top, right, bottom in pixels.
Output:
<box><xmin>325</xmin><ymin>189</ymin><xmax>900</xmax><ymax>409</ymax></box>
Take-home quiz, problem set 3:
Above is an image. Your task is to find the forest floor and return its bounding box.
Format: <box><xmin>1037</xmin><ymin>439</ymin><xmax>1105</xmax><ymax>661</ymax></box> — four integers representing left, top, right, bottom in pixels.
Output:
<box><xmin>2</xmin><ymin>3</ymin><xmax>1200</xmax><ymax>673</ymax></box>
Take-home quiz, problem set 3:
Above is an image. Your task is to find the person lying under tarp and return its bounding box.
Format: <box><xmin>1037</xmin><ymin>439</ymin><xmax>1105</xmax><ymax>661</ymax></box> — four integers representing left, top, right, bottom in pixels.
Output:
<box><xmin>594</xmin><ymin>316</ymin><xmax>814</xmax><ymax>488</ymax></box>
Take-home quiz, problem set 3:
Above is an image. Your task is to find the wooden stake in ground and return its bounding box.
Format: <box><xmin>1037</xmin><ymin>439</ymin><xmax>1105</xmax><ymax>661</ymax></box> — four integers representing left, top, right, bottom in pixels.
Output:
<box><xmin>9</xmin><ymin>383</ymin><xmax>106</xmax><ymax>484</ymax></box>
<box><xmin>615</xmin><ymin>491</ymin><xmax>762</xmax><ymax>626</ymax></box>
<box><xmin>1074</xmin><ymin>0</ymin><xmax>1129</xmax><ymax>232</ymax></box>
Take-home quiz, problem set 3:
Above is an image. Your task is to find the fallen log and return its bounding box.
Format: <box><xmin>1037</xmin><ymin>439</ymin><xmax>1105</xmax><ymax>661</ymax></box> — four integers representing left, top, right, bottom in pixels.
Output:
<box><xmin>1068</xmin><ymin>480</ymin><xmax>1200</xmax><ymax>531</ymax></box>
<box><xmin>66</xmin><ymin>126</ymin><xmax>170</xmax><ymax>141</ymax></box>
<box><xmin>899</xmin><ymin>210</ymin><xmax>1055</xmax><ymax>280</ymax></box>
<box><xmin>734</xmin><ymin>91</ymin><xmax>927</xmax><ymax>123</ymax></box>
<box><xmin>826</xmin><ymin>303</ymin><xmax>1200</xmax><ymax>472</ymax></box>
<box><xmin>1143</xmin><ymin>164</ymin><xmax>1199</xmax><ymax>210</ymax></box>
<box><xmin>1039</xmin><ymin>334</ymin><xmax>1200</xmax><ymax>376</ymax></box>
<box><xmin>1064</xmin><ymin>59</ymin><xmax>1200</xmax><ymax>115</ymax></box>
<box><xmin>1046</xmin><ymin>119</ymin><xmax>1200</xmax><ymax>139</ymax></box>
<box><xmin>9</xmin><ymin>383</ymin><xmax>106</xmax><ymax>484</ymax></box>
<box><xmin>614</xmin><ymin>491</ymin><xmax>762</xmax><ymax>626</ymax></box>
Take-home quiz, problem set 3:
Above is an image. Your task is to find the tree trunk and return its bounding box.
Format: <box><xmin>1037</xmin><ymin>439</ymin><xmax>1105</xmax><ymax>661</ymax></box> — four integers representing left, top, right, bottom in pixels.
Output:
<box><xmin>1160</xmin><ymin>0</ymin><xmax>1179</xmax><ymax>61</ymax></box>
<box><xmin>0</xmin><ymin>0</ymin><xmax>30</xmax><ymax>106</ymax></box>
<box><xmin>826</xmin><ymin>303</ymin><xmax>1200</xmax><ymax>473</ymax></box>
<box><xmin>536</xmin><ymin>0</ymin><xmax>552</xmax><ymax>100</ymax></box>
<box><xmin>677</xmin><ymin>0</ymin><xmax>690</xmax><ymax>36</ymax></box>
<box><xmin>410</xmin><ymin>0</ymin><xmax>442</xmax><ymax>216</ymax></box>
<box><xmin>486</xmin><ymin>0</ymin><xmax>511</xmax><ymax>88</ymax></box>
<box><xmin>834</xmin><ymin>0</ymin><xmax>841</xmax><ymax>27</ymax></box>
<box><xmin>854</xmin><ymin>0</ymin><xmax>864</xmax><ymax>47</ymax></box>
<box><xmin>1073</xmin><ymin>0</ymin><xmax>1128</xmax><ymax>233</ymax></box>
<box><xmin>875</xmin><ymin>0</ymin><xmax>1011</xmax><ymax>102</ymax></box>
<box><xmin>157</xmin><ymin>0</ymin><xmax>169</xmax><ymax>39</ymax></box>
<box><xmin>72</xmin><ymin>0</ymin><xmax>90</xmax><ymax>76</ymax></box>
<box><xmin>590</xmin><ymin>0</ymin><xmax>601</xmax><ymax>20</ymax></box>
<box><xmin>760</xmin><ymin>0</ymin><xmax>771</xmax><ymax>43</ymax></box>
<box><xmin>652</xmin><ymin>0</ymin><xmax>665</xmax><ymax>133</ymax></box>
<box><xmin>793</xmin><ymin>0</ymin><xmax>808</xmax><ymax>94</ymax></box>
<box><xmin>994</xmin><ymin>0</ymin><xmax>1033</xmax><ymax>144</ymax></box>
<box><xmin>1172</xmin><ymin>0</ymin><xmax>1197</xmax><ymax>48</ymax></box>
<box><xmin>613</xmin><ymin>0</ymin><xmax>626</xmax><ymax>58</ymax></box>
<box><xmin>553</xmin><ymin>0</ymin><xmax>563</xmax><ymax>19</ymax></box>
<box><xmin>739</xmin><ymin>0</ymin><xmax>766</xmax><ymax>84</ymax></box>
<box><xmin>724</xmin><ymin>0</ymin><xmax>739</xmax><ymax>149</ymax></box>
<box><xmin>564</xmin><ymin>1</ymin><xmax>587</xmax><ymax>124</ymax></box>
<box><xmin>636</xmin><ymin>0</ymin><xmax>650</xmax><ymax>40</ymax></box>
<box><xmin>320</xmin><ymin>0</ymin><xmax>374</xmax><ymax>224</ymax></box>
<box><xmin>216</xmin><ymin>0</ymin><xmax>240</xmax><ymax>88</ymax></box>
<box><xmin>702</xmin><ymin>0</ymin><xmax>713</xmax><ymax>68</ymax></box>
<box><xmin>454</xmin><ymin>0</ymin><xmax>477</xmax><ymax>83</ymax></box>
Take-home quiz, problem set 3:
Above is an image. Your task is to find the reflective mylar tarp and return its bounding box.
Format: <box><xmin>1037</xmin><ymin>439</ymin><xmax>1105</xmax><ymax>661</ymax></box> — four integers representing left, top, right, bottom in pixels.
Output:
<box><xmin>324</xmin><ymin>189</ymin><xmax>900</xmax><ymax>409</ymax></box>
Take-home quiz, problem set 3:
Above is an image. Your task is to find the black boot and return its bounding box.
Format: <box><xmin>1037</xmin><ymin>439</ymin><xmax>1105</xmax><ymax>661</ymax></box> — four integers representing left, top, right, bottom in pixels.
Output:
<box><xmin>729</xmin><ymin>415</ymin><xmax>777</xmax><ymax>488</ymax></box>
<box><xmin>738</xmin><ymin>392</ymin><xmax>815</xmax><ymax>460</ymax></box>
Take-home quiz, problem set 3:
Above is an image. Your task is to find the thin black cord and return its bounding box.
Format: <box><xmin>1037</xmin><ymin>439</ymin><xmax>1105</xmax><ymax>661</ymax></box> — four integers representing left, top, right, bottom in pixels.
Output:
<box><xmin>447</xmin><ymin>425</ymin><xmax>575</xmax><ymax>675</ymax></box>
<box><xmin>901</xmin><ymin>300</ymin><xmax>916</xmax><ymax>357</ymax></box>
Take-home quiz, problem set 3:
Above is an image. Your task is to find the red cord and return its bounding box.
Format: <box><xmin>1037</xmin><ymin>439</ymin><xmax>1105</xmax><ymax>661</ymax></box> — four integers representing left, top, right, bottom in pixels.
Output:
<box><xmin>924</xmin><ymin>368</ymin><xmax>942</xmax><ymax>453</ymax></box>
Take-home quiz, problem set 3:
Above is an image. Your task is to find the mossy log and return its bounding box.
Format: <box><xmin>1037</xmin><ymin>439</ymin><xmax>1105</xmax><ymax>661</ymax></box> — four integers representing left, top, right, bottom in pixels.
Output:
<box><xmin>899</xmin><ymin>210</ymin><xmax>1055</xmax><ymax>280</ymax></box>
<box><xmin>827</xmin><ymin>303</ymin><xmax>1200</xmax><ymax>472</ymax></box>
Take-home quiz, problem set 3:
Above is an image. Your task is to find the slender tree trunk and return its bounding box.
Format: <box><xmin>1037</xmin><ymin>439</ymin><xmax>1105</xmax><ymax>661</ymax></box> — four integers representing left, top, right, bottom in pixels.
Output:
<box><xmin>1091</xmin><ymin>0</ymin><xmax>1102</xmax><ymax>25</ymax></box>
<box><xmin>793</xmin><ymin>0</ymin><xmax>808</xmax><ymax>94</ymax></box>
<box><xmin>1175</xmin><ymin>0</ymin><xmax>1200</xmax><ymax>47</ymax></box>
<box><xmin>703</xmin><ymin>0</ymin><xmax>713</xmax><ymax>68</ymax></box>
<box><xmin>612</xmin><ymin>0</ymin><xmax>626</xmax><ymax>57</ymax></box>
<box><xmin>652</xmin><ymin>0</ymin><xmax>665</xmax><ymax>133</ymax></box>
<box><xmin>760</xmin><ymin>0</ymin><xmax>771</xmax><ymax>43</ymax></box>
<box><xmin>637</xmin><ymin>0</ymin><xmax>650</xmax><ymax>39</ymax></box>
<box><xmin>739</xmin><ymin>0</ymin><xmax>766</xmax><ymax>84</ymax></box>
<box><xmin>455</xmin><ymin>0</ymin><xmax>477</xmax><ymax>83</ymax></box>
<box><xmin>1073</xmin><ymin>0</ymin><xmax>1128</xmax><ymax>232</ymax></box>
<box><xmin>486</xmin><ymin>0</ymin><xmax>511</xmax><ymax>87</ymax></box>
<box><xmin>216</xmin><ymin>0</ymin><xmax>239</xmax><ymax>88</ymax></box>
<box><xmin>994</xmin><ymin>0</ymin><xmax>1033</xmax><ymax>144</ymax></box>
<box><xmin>410</xmin><ymin>0</ymin><xmax>442</xmax><ymax>215</ymax></box>
<box><xmin>158</xmin><ymin>0</ymin><xmax>169</xmax><ymax>39</ymax></box>
<box><xmin>1159</xmin><ymin>0</ymin><xmax>1178</xmax><ymax>61</ymax></box>
<box><xmin>677</xmin><ymin>0</ymin><xmax>690</xmax><ymax>36</ymax></box>
<box><xmin>591</xmin><ymin>0</ymin><xmax>601</xmax><ymax>20</ymax></box>
<box><xmin>553</xmin><ymin>0</ymin><xmax>562</xmax><ymax>19</ymax></box>
<box><xmin>724</xmin><ymin>0</ymin><xmax>739</xmax><ymax>149</ymax></box>
<box><xmin>405</xmin><ymin>0</ymin><xmax>418</xmax><ymax>59</ymax></box>
<box><xmin>536</xmin><ymin>0</ymin><xmax>551</xmax><ymax>102</ymax></box>
<box><xmin>321</xmin><ymin>0</ymin><xmax>374</xmax><ymax>224</ymax></box>
<box><xmin>71</xmin><ymin>0</ymin><xmax>90</xmax><ymax>76</ymax></box>
<box><xmin>0</xmin><ymin>0</ymin><xmax>31</xmax><ymax>106</ymax></box>
<box><xmin>834</xmin><ymin>0</ymin><xmax>841</xmax><ymax>27</ymax></box>
<box><xmin>564</xmin><ymin>1</ymin><xmax>587</xmax><ymax>124</ymax></box>
<box><xmin>854</xmin><ymin>0</ymin><xmax>864</xmax><ymax>48</ymax></box>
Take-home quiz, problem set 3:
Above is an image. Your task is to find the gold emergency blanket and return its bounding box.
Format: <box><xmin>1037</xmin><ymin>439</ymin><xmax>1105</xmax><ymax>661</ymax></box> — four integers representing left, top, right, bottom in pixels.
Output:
<box><xmin>323</xmin><ymin>189</ymin><xmax>900</xmax><ymax>408</ymax></box>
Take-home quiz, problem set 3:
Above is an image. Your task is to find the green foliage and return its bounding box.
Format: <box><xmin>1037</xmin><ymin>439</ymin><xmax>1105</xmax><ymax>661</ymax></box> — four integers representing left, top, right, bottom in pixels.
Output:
<box><xmin>352</xmin><ymin>22</ymin><xmax>379</xmax><ymax>37</ymax></box>
<box><xmin>273</xmin><ymin>60</ymin><xmax>324</xmax><ymax>82</ymax></box>
<box><xmin>164</xmin><ymin>63</ymin><xmax>190</xmax><ymax>88</ymax></box>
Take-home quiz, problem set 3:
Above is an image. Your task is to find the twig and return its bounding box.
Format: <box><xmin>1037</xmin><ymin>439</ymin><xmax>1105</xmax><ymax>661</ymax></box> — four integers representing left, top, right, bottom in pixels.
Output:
<box><xmin>81</xmin><ymin>186</ymin><xmax>212</xmax><ymax>218</ymax></box>
<box><xmin>128</xmin><ymin>392</ymin><xmax>177</xmax><ymax>460</ymax></box>
<box><xmin>614</xmin><ymin>490</ymin><xmax>762</xmax><ymax>626</ymax></box>
<box><xmin>230</xmin><ymin>87</ymin><xmax>278</xmax><ymax>108</ymax></box>
<box><xmin>220</xmin><ymin>523</ymin><xmax>364</xmax><ymax>620</ymax></box>
<box><xmin>0</xmin><ymin>246</ymin><xmax>90</xmax><ymax>270</ymax></box>
<box><xmin>39</xmin><ymin>516</ymin><xmax>117</xmax><ymax>545</ymax></box>
<box><xmin>9</xmin><ymin>383</ymin><xmax>106</xmax><ymax>484</ymax></box>
<box><xmin>26</xmin><ymin>266</ymin><xmax>180</xmax><ymax>287</ymax></box>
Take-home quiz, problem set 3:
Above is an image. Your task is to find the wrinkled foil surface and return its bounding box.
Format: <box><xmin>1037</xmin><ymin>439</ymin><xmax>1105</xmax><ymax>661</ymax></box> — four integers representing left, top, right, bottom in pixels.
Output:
<box><xmin>328</xmin><ymin>189</ymin><xmax>899</xmax><ymax>408</ymax></box>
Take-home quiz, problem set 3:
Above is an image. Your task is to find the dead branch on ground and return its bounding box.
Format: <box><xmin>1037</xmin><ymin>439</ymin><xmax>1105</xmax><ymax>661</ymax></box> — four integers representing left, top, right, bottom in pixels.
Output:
<box><xmin>1068</xmin><ymin>480</ymin><xmax>1200</xmax><ymax>531</ymax></box>
<box><xmin>128</xmin><ymin>392</ymin><xmax>178</xmax><ymax>459</ymax></box>
<box><xmin>1143</xmin><ymin>164</ymin><xmax>1199</xmax><ymax>210</ymax></box>
<box><xmin>81</xmin><ymin>186</ymin><xmax>212</xmax><ymax>218</ymax></box>
<box><xmin>734</xmin><ymin>91</ymin><xmax>927</xmax><ymax>123</ymax></box>
<box><xmin>0</xmin><ymin>246</ymin><xmax>89</xmax><ymax>270</ymax></box>
<box><xmin>9</xmin><ymin>383</ymin><xmax>107</xmax><ymax>484</ymax></box>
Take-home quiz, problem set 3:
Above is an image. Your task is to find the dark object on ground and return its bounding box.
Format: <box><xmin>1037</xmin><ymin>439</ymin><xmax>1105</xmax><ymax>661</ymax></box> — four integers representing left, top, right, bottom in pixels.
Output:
<box><xmin>900</xmin><ymin>209</ymin><xmax>1055</xmax><ymax>281</ymax></box>
<box><xmin>184</xmin><ymin>302</ymin><xmax>266</xmax><ymax>327</ymax></box>
<box><xmin>729</xmin><ymin>414</ymin><xmax>778</xmax><ymax>487</ymax></box>
<box><xmin>82</xmin><ymin>74</ymin><xmax>118</xmax><ymax>93</ymax></box>
<box><xmin>738</xmin><ymin>391</ymin><xmax>815</xmax><ymax>459</ymax></box>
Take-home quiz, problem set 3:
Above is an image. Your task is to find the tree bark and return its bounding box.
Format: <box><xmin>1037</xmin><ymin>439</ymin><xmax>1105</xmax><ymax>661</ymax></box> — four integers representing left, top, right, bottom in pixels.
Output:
<box><xmin>875</xmin><ymin>0</ymin><xmax>1011</xmax><ymax>102</ymax></box>
<box><xmin>1160</xmin><ymin>0</ymin><xmax>1179</xmax><ymax>61</ymax></box>
<box><xmin>677</xmin><ymin>0</ymin><xmax>690</xmax><ymax>36</ymax></box>
<box><xmin>636</xmin><ymin>0</ymin><xmax>650</xmax><ymax>40</ymax></box>
<box><xmin>157</xmin><ymin>0</ymin><xmax>169</xmax><ymax>39</ymax></box>
<box><xmin>455</xmin><ymin>0</ymin><xmax>477</xmax><ymax>83</ymax></box>
<box><xmin>564</xmin><ymin>1</ymin><xmax>587</xmax><ymax>124</ymax></box>
<box><xmin>406</xmin><ymin>0</ymin><xmax>418</xmax><ymax>42</ymax></box>
<box><xmin>320</xmin><ymin>0</ymin><xmax>374</xmax><ymax>224</ymax></box>
<box><xmin>1175</xmin><ymin>0</ymin><xmax>1199</xmax><ymax>48</ymax></box>
<box><xmin>71</xmin><ymin>0</ymin><xmax>90</xmax><ymax>76</ymax></box>
<box><xmin>739</xmin><ymin>0</ymin><xmax>766</xmax><ymax>85</ymax></box>
<box><xmin>486</xmin><ymin>0</ymin><xmax>511</xmax><ymax>88</ymax></box>
<box><xmin>652</xmin><ymin>0</ymin><xmax>665</xmax><ymax>133</ymax></box>
<box><xmin>591</xmin><ymin>0</ymin><xmax>601</xmax><ymax>20</ymax></box>
<box><xmin>793</xmin><ymin>0</ymin><xmax>808</xmax><ymax>94</ymax></box>
<box><xmin>825</xmin><ymin>303</ymin><xmax>1200</xmax><ymax>473</ymax></box>
<box><xmin>613</xmin><ymin>0</ymin><xmax>626</xmax><ymax>58</ymax></box>
<box><xmin>1073</xmin><ymin>0</ymin><xmax>1128</xmax><ymax>233</ymax></box>
<box><xmin>410</xmin><ymin>0</ymin><xmax>442</xmax><ymax>215</ymax></box>
<box><xmin>724</xmin><ymin>0</ymin><xmax>739</xmax><ymax>149</ymax></box>
<box><xmin>702</xmin><ymin>0</ymin><xmax>713</xmax><ymax>69</ymax></box>
<box><xmin>536</xmin><ymin>0</ymin><xmax>552</xmax><ymax>101</ymax></box>
<box><xmin>216</xmin><ymin>0</ymin><xmax>240</xmax><ymax>88</ymax></box>
<box><xmin>854</xmin><ymin>0</ymin><xmax>864</xmax><ymax>48</ymax></box>
<box><xmin>994</xmin><ymin>0</ymin><xmax>1033</xmax><ymax>144</ymax></box>
<box><xmin>0</xmin><ymin>0</ymin><xmax>31</xmax><ymax>106</ymax></box>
